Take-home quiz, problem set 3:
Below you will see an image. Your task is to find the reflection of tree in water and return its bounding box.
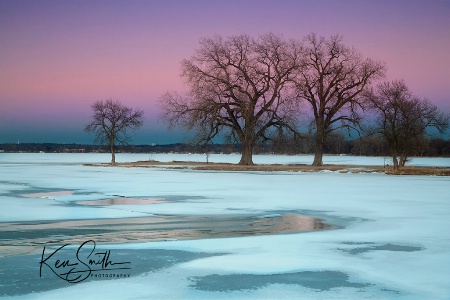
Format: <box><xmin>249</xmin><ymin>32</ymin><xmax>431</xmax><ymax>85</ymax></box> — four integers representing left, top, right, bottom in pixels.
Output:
<box><xmin>257</xmin><ymin>214</ymin><xmax>331</xmax><ymax>233</ymax></box>
<box><xmin>78</xmin><ymin>197</ymin><xmax>167</xmax><ymax>206</ymax></box>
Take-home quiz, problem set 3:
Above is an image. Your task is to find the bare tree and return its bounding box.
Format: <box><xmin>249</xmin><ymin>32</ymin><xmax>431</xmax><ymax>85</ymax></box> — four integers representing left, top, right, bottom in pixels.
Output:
<box><xmin>295</xmin><ymin>34</ymin><xmax>386</xmax><ymax>166</ymax></box>
<box><xmin>366</xmin><ymin>80</ymin><xmax>449</xmax><ymax>173</ymax></box>
<box><xmin>85</xmin><ymin>99</ymin><xmax>144</xmax><ymax>164</ymax></box>
<box><xmin>160</xmin><ymin>34</ymin><xmax>304</xmax><ymax>165</ymax></box>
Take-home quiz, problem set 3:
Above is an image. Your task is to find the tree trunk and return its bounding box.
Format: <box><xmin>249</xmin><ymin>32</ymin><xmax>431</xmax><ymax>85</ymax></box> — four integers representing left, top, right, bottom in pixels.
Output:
<box><xmin>391</xmin><ymin>154</ymin><xmax>399</xmax><ymax>174</ymax></box>
<box><xmin>312</xmin><ymin>128</ymin><xmax>325</xmax><ymax>166</ymax></box>
<box><xmin>399</xmin><ymin>155</ymin><xmax>408</xmax><ymax>167</ymax></box>
<box><xmin>110</xmin><ymin>139</ymin><xmax>116</xmax><ymax>165</ymax></box>
<box><xmin>239</xmin><ymin>140</ymin><xmax>254</xmax><ymax>165</ymax></box>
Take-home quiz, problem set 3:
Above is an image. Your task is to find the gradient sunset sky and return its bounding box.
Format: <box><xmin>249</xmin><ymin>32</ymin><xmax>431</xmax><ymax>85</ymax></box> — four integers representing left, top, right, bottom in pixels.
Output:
<box><xmin>1</xmin><ymin>0</ymin><xmax>449</xmax><ymax>144</ymax></box>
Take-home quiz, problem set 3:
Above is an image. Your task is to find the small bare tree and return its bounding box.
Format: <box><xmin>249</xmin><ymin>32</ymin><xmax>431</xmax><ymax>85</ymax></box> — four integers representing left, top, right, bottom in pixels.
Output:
<box><xmin>295</xmin><ymin>34</ymin><xmax>386</xmax><ymax>166</ymax></box>
<box><xmin>365</xmin><ymin>80</ymin><xmax>449</xmax><ymax>173</ymax></box>
<box><xmin>160</xmin><ymin>34</ymin><xmax>304</xmax><ymax>165</ymax></box>
<box><xmin>85</xmin><ymin>99</ymin><xmax>144</xmax><ymax>164</ymax></box>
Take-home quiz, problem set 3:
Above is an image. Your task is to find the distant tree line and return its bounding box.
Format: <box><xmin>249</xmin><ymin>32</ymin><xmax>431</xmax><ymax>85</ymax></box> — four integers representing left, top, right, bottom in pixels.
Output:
<box><xmin>2</xmin><ymin>136</ymin><xmax>450</xmax><ymax>157</ymax></box>
<box><xmin>263</xmin><ymin>133</ymin><xmax>450</xmax><ymax>157</ymax></box>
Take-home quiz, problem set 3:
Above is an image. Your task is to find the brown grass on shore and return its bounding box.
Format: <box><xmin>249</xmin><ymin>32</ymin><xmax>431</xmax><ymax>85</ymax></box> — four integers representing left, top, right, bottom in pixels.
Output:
<box><xmin>84</xmin><ymin>160</ymin><xmax>450</xmax><ymax>176</ymax></box>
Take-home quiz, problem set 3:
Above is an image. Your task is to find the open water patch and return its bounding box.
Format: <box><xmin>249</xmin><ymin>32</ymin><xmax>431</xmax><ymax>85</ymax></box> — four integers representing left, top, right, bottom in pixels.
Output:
<box><xmin>2</xmin><ymin>186</ymin><xmax>337</xmax><ymax>250</ymax></box>
<box><xmin>188</xmin><ymin>271</ymin><xmax>370</xmax><ymax>292</ymax></box>
<box><xmin>0</xmin><ymin>213</ymin><xmax>332</xmax><ymax>255</ymax></box>
<box><xmin>338</xmin><ymin>242</ymin><xmax>424</xmax><ymax>255</ymax></box>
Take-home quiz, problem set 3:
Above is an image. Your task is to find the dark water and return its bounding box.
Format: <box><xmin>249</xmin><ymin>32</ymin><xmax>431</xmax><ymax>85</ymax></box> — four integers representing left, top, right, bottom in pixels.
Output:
<box><xmin>0</xmin><ymin>213</ymin><xmax>332</xmax><ymax>251</ymax></box>
<box><xmin>189</xmin><ymin>271</ymin><xmax>370</xmax><ymax>292</ymax></box>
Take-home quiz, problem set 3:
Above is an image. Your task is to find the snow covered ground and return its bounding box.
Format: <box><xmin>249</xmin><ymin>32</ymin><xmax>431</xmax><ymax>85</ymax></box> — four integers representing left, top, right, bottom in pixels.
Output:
<box><xmin>1</xmin><ymin>153</ymin><xmax>449</xmax><ymax>299</ymax></box>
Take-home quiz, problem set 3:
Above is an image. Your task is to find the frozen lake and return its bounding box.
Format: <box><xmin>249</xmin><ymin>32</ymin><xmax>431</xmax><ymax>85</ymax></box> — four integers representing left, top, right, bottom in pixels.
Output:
<box><xmin>0</xmin><ymin>153</ymin><xmax>449</xmax><ymax>299</ymax></box>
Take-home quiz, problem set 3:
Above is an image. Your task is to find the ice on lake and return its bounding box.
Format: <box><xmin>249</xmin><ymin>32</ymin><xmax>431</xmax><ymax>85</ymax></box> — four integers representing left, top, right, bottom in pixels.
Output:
<box><xmin>0</xmin><ymin>153</ymin><xmax>449</xmax><ymax>299</ymax></box>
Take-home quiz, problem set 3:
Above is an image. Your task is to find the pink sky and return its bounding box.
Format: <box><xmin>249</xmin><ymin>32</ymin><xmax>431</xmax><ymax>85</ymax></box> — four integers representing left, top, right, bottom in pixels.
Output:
<box><xmin>1</xmin><ymin>0</ymin><xmax>449</xmax><ymax>143</ymax></box>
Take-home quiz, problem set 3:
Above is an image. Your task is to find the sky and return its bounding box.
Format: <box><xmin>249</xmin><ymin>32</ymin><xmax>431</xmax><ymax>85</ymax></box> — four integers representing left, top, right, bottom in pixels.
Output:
<box><xmin>1</xmin><ymin>0</ymin><xmax>449</xmax><ymax>144</ymax></box>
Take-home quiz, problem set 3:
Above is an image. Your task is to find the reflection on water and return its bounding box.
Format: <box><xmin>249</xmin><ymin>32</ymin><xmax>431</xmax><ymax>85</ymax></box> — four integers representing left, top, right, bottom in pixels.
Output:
<box><xmin>21</xmin><ymin>191</ymin><xmax>74</xmax><ymax>198</ymax></box>
<box><xmin>0</xmin><ymin>213</ymin><xmax>331</xmax><ymax>257</ymax></box>
<box><xmin>77</xmin><ymin>198</ymin><xmax>168</xmax><ymax>205</ymax></box>
<box><xmin>258</xmin><ymin>214</ymin><xmax>330</xmax><ymax>232</ymax></box>
<box><xmin>4</xmin><ymin>190</ymin><xmax>333</xmax><ymax>257</ymax></box>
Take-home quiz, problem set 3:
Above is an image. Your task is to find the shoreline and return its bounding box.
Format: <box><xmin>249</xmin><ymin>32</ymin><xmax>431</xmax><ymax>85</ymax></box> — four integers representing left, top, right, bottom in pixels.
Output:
<box><xmin>85</xmin><ymin>160</ymin><xmax>450</xmax><ymax>176</ymax></box>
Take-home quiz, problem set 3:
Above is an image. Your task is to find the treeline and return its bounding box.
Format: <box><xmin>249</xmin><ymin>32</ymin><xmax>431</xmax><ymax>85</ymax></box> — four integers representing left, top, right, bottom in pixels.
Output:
<box><xmin>1</xmin><ymin>135</ymin><xmax>449</xmax><ymax>157</ymax></box>
<box><xmin>263</xmin><ymin>133</ymin><xmax>450</xmax><ymax>157</ymax></box>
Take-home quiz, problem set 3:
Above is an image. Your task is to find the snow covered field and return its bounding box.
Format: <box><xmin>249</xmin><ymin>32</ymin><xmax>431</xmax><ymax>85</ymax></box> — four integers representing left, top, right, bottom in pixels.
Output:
<box><xmin>1</xmin><ymin>153</ymin><xmax>449</xmax><ymax>299</ymax></box>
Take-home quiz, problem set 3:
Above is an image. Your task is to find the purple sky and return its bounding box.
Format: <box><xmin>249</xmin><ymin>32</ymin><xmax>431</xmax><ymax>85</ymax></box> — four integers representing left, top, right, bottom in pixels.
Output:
<box><xmin>1</xmin><ymin>0</ymin><xmax>449</xmax><ymax>144</ymax></box>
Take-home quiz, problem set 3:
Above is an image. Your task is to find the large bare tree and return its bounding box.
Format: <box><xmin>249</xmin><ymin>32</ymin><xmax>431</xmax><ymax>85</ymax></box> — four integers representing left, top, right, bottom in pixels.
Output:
<box><xmin>85</xmin><ymin>99</ymin><xmax>144</xmax><ymax>164</ymax></box>
<box><xmin>160</xmin><ymin>34</ymin><xmax>304</xmax><ymax>165</ymax></box>
<box><xmin>365</xmin><ymin>80</ymin><xmax>449</xmax><ymax>173</ymax></box>
<box><xmin>296</xmin><ymin>34</ymin><xmax>386</xmax><ymax>166</ymax></box>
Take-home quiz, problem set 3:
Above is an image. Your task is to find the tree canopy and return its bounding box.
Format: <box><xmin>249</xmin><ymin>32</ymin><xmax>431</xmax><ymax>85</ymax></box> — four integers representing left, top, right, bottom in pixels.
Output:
<box><xmin>85</xmin><ymin>99</ymin><xmax>144</xmax><ymax>164</ymax></box>
<box><xmin>295</xmin><ymin>34</ymin><xmax>386</xmax><ymax>165</ymax></box>
<box><xmin>365</xmin><ymin>80</ymin><xmax>449</xmax><ymax>172</ymax></box>
<box><xmin>161</xmin><ymin>33</ymin><xmax>304</xmax><ymax>165</ymax></box>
